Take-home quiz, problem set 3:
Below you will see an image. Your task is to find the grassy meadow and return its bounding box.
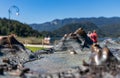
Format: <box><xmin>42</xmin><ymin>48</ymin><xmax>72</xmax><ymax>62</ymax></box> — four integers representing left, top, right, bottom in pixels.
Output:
<box><xmin>16</xmin><ymin>37</ymin><xmax>45</xmax><ymax>52</ymax></box>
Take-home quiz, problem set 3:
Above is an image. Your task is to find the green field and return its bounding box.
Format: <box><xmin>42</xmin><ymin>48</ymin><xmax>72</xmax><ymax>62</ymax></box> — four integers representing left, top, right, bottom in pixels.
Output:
<box><xmin>26</xmin><ymin>46</ymin><xmax>45</xmax><ymax>52</ymax></box>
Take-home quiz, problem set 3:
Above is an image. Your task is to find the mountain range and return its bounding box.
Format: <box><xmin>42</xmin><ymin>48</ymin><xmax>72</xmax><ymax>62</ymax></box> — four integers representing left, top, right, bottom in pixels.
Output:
<box><xmin>0</xmin><ymin>17</ymin><xmax>120</xmax><ymax>38</ymax></box>
<box><xmin>30</xmin><ymin>17</ymin><xmax>120</xmax><ymax>37</ymax></box>
<box><xmin>30</xmin><ymin>17</ymin><xmax>120</xmax><ymax>31</ymax></box>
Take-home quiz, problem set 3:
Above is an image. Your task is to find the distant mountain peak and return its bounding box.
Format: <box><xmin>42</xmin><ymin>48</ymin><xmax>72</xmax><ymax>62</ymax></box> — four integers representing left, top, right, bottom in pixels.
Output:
<box><xmin>51</xmin><ymin>20</ymin><xmax>59</xmax><ymax>25</ymax></box>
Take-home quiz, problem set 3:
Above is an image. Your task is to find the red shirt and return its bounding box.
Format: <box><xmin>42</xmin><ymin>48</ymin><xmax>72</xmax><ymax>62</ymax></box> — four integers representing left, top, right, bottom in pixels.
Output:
<box><xmin>90</xmin><ymin>32</ymin><xmax>98</xmax><ymax>43</ymax></box>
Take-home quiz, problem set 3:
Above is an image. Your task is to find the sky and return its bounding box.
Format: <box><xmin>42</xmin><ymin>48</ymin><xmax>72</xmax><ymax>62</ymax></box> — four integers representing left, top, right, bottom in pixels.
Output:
<box><xmin>0</xmin><ymin>0</ymin><xmax>120</xmax><ymax>24</ymax></box>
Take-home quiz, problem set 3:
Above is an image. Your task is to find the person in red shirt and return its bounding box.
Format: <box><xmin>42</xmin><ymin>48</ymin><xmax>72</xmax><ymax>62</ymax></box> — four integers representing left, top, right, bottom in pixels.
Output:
<box><xmin>90</xmin><ymin>30</ymin><xmax>98</xmax><ymax>43</ymax></box>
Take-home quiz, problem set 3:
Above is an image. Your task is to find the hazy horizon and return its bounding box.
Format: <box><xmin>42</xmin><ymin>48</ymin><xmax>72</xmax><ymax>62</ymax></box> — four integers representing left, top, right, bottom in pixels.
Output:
<box><xmin>29</xmin><ymin>16</ymin><xmax>120</xmax><ymax>24</ymax></box>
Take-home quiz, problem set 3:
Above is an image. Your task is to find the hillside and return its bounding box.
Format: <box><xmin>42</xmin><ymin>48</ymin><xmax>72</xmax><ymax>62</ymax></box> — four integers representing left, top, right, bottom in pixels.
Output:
<box><xmin>46</xmin><ymin>22</ymin><xmax>105</xmax><ymax>37</ymax></box>
<box><xmin>30</xmin><ymin>17</ymin><xmax>120</xmax><ymax>32</ymax></box>
<box><xmin>101</xmin><ymin>23</ymin><xmax>120</xmax><ymax>37</ymax></box>
<box><xmin>0</xmin><ymin>17</ymin><xmax>119</xmax><ymax>38</ymax></box>
<box><xmin>0</xmin><ymin>18</ymin><xmax>42</xmax><ymax>37</ymax></box>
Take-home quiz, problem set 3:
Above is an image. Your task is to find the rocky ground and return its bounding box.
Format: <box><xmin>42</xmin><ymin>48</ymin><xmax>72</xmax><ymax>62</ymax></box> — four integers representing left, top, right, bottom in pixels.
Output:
<box><xmin>24</xmin><ymin>43</ymin><xmax>120</xmax><ymax>78</ymax></box>
<box><xmin>0</xmin><ymin>35</ymin><xmax>120</xmax><ymax>78</ymax></box>
<box><xmin>21</xmin><ymin>38</ymin><xmax>120</xmax><ymax>78</ymax></box>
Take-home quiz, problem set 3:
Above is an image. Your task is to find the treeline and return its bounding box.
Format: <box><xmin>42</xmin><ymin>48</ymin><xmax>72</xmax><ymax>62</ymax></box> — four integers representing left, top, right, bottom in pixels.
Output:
<box><xmin>0</xmin><ymin>18</ymin><xmax>42</xmax><ymax>37</ymax></box>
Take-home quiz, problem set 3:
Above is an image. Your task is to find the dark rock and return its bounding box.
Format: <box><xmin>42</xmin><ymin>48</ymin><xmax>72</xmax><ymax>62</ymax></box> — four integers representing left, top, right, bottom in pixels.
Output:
<box><xmin>0</xmin><ymin>67</ymin><xmax>4</xmax><ymax>75</ymax></box>
<box><xmin>20</xmin><ymin>68</ymin><xmax>30</xmax><ymax>77</ymax></box>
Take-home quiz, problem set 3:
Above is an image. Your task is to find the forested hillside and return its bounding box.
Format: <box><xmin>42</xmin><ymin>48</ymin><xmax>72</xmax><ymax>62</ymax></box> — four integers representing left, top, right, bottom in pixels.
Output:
<box><xmin>0</xmin><ymin>18</ymin><xmax>42</xmax><ymax>37</ymax></box>
<box><xmin>30</xmin><ymin>17</ymin><xmax>120</xmax><ymax>37</ymax></box>
<box><xmin>0</xmin><ymin>17</ymin><xmax>120</xmax><ymax>38</ymax></box>
<box><xmin>101</xmin><ymin>24</ymin><xmax>120</xmax><ymax>37</ymax></box>
<box><xmin>43</xmin><ymin>22</ymin><xmax>105</xmax><ymax>37</ymax></box>
<box><xmin>30</xmin><ymin>17</ymin><xmax>120</xmax><ymax>32</ymax></box>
